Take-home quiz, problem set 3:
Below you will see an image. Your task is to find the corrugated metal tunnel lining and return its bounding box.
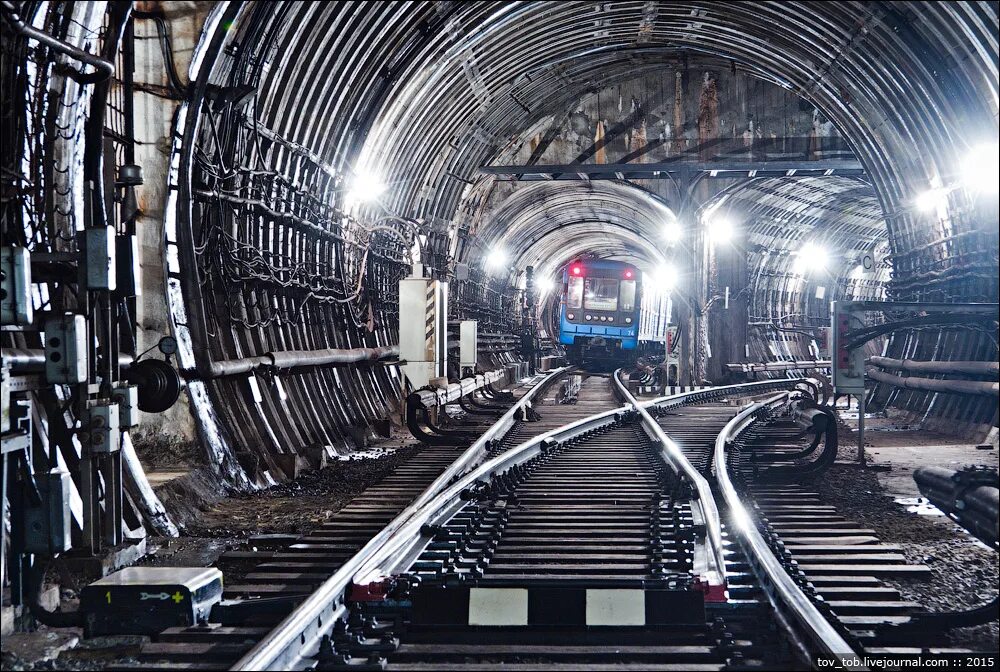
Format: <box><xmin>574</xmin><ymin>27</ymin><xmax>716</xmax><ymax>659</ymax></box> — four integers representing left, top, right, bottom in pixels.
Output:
<box><xmin>159</xmin><ymin>1</ymin><xmax>999</xmax><ymax>480</ymax></box>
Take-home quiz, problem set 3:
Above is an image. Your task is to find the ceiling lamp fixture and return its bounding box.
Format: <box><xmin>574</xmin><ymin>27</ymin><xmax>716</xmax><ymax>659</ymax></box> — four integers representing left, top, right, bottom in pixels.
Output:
<box><xmin>706</xmin><ymin>216</ymin><xmax>735</xmax><ymax>244</ymax></box>
<box><xmin>961</xmin><ymin>142</ymin><xmax>1000</xmax><ymax>193</ymax></box>
<box><xmin>793</xmin><ymin>242</ymin><xmax>829</xmax><ymax>275</ymax></box>
<box><xmin>346</xmin><ymin>170</ymin><xmax>385</xmax><ymax>203</ymax></box>
<box><xmin>662</xmin><ymin>219</ymin><xmax>683</xmax><ymax>244</ymax></box>
<box><xmin>485</xmin><ymin>248</ymin><xmax>508</xmax><ymax>270</ymax></box>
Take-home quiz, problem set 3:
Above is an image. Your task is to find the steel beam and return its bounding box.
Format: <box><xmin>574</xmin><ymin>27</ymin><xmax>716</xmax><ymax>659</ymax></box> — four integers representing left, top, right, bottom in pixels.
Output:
<box><xmin>480</xmin><ymin>160</ymin><xmax>865</xmax><ymax>181</ymax></box>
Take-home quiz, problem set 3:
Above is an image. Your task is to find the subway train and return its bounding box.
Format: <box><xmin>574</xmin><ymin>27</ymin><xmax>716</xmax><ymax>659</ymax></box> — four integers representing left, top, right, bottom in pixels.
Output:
<box><xmin>558</xmin><ymin>259</ymin><xmax>644</xmax><ymax>365</ymax></box>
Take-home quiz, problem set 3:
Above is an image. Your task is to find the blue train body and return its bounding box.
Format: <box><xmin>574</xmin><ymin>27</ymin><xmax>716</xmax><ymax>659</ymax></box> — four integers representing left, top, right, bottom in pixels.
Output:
<box><xmin>558</xmin><ymin>259</ymin><xmax>641</xmax><ymax>363</ymax></box>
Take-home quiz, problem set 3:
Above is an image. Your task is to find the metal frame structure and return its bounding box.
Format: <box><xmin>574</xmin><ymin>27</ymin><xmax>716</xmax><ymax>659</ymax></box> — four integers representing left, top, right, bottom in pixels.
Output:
<box><xmin>480</xmin><ymin>159</ymin><xmax>865</xmax><ymax>182</ymax></box>
<box><xmin>832</xmin><ymin>300</ymin><xmax>1000</xmax><ymax>461</ymax></box>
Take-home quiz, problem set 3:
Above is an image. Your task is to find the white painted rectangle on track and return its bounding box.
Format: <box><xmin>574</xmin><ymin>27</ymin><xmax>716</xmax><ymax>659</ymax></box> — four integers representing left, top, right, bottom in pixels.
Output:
<box><xmin>586</xmin><ymin>588</ymin><xmax>645</xmax><ymax>625</ymax></box>
<box><xmin>468</xmin><ymin>587</ymin><xmax>529</xmax><ymax>625</ymax></box>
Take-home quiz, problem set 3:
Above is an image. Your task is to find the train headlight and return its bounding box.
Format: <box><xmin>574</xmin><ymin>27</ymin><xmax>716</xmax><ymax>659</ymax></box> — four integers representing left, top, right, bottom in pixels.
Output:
<box><xmin>585</xmin><ymin>315</ymin><xmax>592</xmax><ymax>321</ymax></box>
<box><xmin>566</xmin><ymin>312</ymin><xmax>575</xmax><ymax>320</ymax></box>
<box><xmin>625</xmin><ymin>317</ymin><xmax>632</xmax><ymax>324</ymax></box>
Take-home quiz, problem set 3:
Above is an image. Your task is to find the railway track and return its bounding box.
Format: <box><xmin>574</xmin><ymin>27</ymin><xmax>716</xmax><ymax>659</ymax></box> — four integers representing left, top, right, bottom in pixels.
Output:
<box><xmin>120</xmin><ymin>367</ymin><xmax>634</xmax><ymax>670</ymax></box>
<box><xmin>125</xmin><ymin>371</ymin><xmax>992</xmax><ymax>670</ymax></box>
<box><xmin>715</xmin><ymin>394</ymin><xmax>989</xmax><ymax>666</ymax></box>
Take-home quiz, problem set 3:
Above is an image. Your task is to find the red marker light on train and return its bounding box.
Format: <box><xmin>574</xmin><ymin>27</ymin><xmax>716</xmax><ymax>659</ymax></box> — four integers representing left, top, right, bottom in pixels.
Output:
<box><xmin>571</xmin><ymin>265</ymin><xmax>582</xmax><ymax>275</ymax></box>
<box><xmin>624</xmin><ymin>269</ymin><xmax>633</xmax><ymax>279</ymax></box>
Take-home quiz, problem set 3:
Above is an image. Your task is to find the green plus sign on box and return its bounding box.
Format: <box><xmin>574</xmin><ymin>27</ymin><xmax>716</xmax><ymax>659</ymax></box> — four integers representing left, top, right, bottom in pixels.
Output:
<box><xmin>81</xmin><ymin>566</ymin><xmax>223</xmax><ymax>637</ymax></box>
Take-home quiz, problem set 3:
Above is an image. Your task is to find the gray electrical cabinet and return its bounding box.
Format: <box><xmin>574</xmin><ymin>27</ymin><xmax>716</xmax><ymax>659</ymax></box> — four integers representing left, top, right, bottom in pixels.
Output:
<box><xmin>1</xmin><ymin>246</ymin><xmax>33</xmax><ymax>326</ymax></box>
<box><xmin>86</xmin><ymin>225</ymin><xmax>117</xmax><ymax>291</ymax></box>
<box><xmin>460</xmin><ymin>320</ymin><xmax>478</xmax><ymax>369</ymax></box>
<box><xmin>399</xmin><ymin>272</ymin><xmax>448</xmax><ymax>390</ymax></box>
<box><xmin>24</xmin><ymin>468</ymin><xmax>73</xmax><ymax>554</ymax></box>
<box><xmin>44</xmin><ymin>314</ymin><xmax>89</xmax><ymax>384</ymax></box>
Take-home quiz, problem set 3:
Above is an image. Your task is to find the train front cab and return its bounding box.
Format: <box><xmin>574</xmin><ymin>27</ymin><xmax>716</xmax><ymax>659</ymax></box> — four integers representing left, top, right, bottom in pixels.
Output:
<box><xmin>559</xmin><ymin>260</ymin><xmax>640</xmax><ymax>364</ymax></box>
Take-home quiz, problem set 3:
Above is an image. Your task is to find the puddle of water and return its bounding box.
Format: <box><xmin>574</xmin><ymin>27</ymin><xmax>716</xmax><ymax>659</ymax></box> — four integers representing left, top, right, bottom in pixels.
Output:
<box><xmin>894</xmin><ymin>496</ymin><xmax>945</xmax><ymax>516</ymax></box>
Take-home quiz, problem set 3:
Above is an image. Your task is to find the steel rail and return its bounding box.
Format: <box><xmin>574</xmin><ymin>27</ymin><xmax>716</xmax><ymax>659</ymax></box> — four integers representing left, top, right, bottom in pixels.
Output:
<box><xmin>613</xmin><ymin>370</ymin><xmax>728</xmax><ymax>595</ymax></box>
<box><xmin>621</xmin><ymin>377</ymin><xmax>826</xmax><ymax>599</ymax></box>
<box><xmin>346</xmin><ymin>400</ymin><xmax>631</xmax><ymax>587</ymax></box>
<box><xmin>714</xmin><ymin>393</ymin><xmax>865</xmax><ymax>669</ymax></box>
<box><xmin>234</xmin><ymin>373</ymin><xmax>825</xmax><ymax>669</ymax></box>
<box><xmin>230</xmin><ymin>365</ymin><xmax>570</xmax><ymax>671</ymax></box>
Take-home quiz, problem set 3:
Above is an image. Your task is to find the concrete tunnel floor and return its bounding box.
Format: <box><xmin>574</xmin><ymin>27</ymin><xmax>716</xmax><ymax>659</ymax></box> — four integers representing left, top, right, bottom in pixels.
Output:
<box><xmin>2</xmin><ymin>410</ymin><xmax>998</xmax><ymax>669</ymax></box>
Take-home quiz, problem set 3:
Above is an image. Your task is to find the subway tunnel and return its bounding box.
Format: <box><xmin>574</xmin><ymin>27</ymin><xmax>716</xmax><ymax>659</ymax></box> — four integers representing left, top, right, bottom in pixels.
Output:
<box><xmin>1</xmin><ymin>1</ymin><xmax>998</xmax><ymax>669</ymax></box>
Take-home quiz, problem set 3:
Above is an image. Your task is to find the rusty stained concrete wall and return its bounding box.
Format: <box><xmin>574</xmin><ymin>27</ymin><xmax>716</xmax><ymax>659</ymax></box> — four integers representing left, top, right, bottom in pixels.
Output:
<box><xmin>131</xmin><ymin>2</ymin><xmax>215</xmax><ymax>448</ymax></box>
<box><xmin>509</xmin><ymin>65</ymin><xmax>840</xmax><ymax>172</ymax></box>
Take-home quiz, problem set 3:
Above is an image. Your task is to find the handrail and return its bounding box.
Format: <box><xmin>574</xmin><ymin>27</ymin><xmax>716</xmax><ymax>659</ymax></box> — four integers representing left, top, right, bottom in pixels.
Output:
<box><xmin>230</xmin><ymin>366</ymin><xmax>572</xmax><ymax>671</ymax></box>
<box><xmin>714</xmin><ymin>394</ymin><xmax>863</xmax><ymax>669</ymax></box>
<box><xmin>613</xmin><ymin>370</ymin><xmax>728</xmax><ymax>597</ymax></box>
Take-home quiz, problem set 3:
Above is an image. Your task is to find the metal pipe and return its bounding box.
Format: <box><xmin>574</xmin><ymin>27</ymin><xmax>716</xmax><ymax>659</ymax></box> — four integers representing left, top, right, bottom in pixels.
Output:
<box><xmin>867</xmin><ymin>368</ymin><xmax>999</xmax><ymax>397</ymax></box>
<box><xmin>408</xmin><ymin>370</ymin><xmax>506</xmax><ymax>409</ymax></box>
<box><xmin>201</xmin><ymin>345</ymin><xmax>400</xmax><ymax>379</ymax></box>
<box><xmin>914</xmin><ymin>466</ymin><xmax>998</xmax><ymax>549</ymax></box>
<box><xmin>726</xmin><ymin>360</ymin><xmax>831</xmax><ymax>373</ymax></box>
<box><xmin>5</xmin><ymin>350</ymin><xmax>134</xmax><ymax>374</ymax></box>
<box><xmin>869</xmin><ymin>356</ymin><xmax>999</xmax><ymax>377</ymax></box>
<box><xmin>4</xmin><ymin>348</ymin><xmax>46</xmax><ymax>368</ymax></box>
<box><xmin>0</xmin><ymin>1</ymin><xmax>116</xmax><ymax>83</ymax></box>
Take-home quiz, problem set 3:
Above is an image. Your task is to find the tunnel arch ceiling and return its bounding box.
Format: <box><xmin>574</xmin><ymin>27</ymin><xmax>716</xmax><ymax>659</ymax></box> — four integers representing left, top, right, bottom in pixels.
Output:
<box><xmin>169</xmin><ymin>2</ymin><xmax>999</xmax><ymax>482</ymax></box>
<box><xmin>474</xmin><ymin>181</ymin><xmax>678</xmax><ymax>282</ymax></box>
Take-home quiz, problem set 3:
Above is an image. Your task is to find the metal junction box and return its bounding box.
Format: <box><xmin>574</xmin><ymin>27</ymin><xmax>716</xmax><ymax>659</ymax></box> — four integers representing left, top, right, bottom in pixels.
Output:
<box><xmin>43</xmin><ymin>314</ymin><xmax>88</xmax><ymax>384</ymax></box>
<box><xmin>399</xmin><ymin>275</ymin><xmax>448</xmax><ymax>390</ymax></box>
<box><xmin>460</xmin><ymin>320</ymin><xmax>478</xmax><ymax>369</ymax></box>
<box><xmin>87</xmin><ymin>403</ymin><xmax>121</xmax><ymax>453</ymax></box>
<box><xmin>1</xmin><ymin>246</ymin><xmax>33</xmax><ymax>326</ymax></box>
<box><xmin>112</xmin><ymin>386</ymin><xmax>139</xmax><ymax>427</ymax></box>
<box><xmin>24</xmin><ymin>468</ymin><xmax>72</xmax><ymax>554</ymax></box>
<box><xmin>85</xmin><ymin>225</ymin><xmax>117</xmax><ymax>290</ymax></box>
<box><xmin>81</xmin><ymin>566</ymin><xmax>224</xmax><ymax>637</ymax></box>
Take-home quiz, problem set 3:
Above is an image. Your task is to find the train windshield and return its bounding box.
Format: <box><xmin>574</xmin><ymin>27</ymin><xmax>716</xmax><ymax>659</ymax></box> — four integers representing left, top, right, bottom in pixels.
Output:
<box><xmin>584</xmin><ymin>278</ymin><xmax>619</xmax><ymax>311</ymax></box>
<box><xmin>620</xmin><ymin>280</ymin><xmax>636</xmax><ymax>312</ymax></box>
<box><xmin>567</xmin><ymin>276</ymin><xmax>584</xmax><ymax>308</ymax></box>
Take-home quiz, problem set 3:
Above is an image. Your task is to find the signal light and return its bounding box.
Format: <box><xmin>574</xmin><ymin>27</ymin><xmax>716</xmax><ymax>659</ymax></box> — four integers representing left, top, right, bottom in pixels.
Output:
<box><xmin>571</xmin><ymin>265</ymin><xmax>582</xmax><ymax>276</ymax></box>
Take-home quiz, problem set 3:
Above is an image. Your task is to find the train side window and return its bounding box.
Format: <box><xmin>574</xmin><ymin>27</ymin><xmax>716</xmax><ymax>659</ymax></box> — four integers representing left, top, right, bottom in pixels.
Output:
<box><xmin>620</xmin><ymin>280</ymin><xmax>636</xmax><ymax>312</ymax></box>
<box><xmin>567</xmin><ymin>276</ymin><xmax>584</xmax><ymax>308</ymax></box>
